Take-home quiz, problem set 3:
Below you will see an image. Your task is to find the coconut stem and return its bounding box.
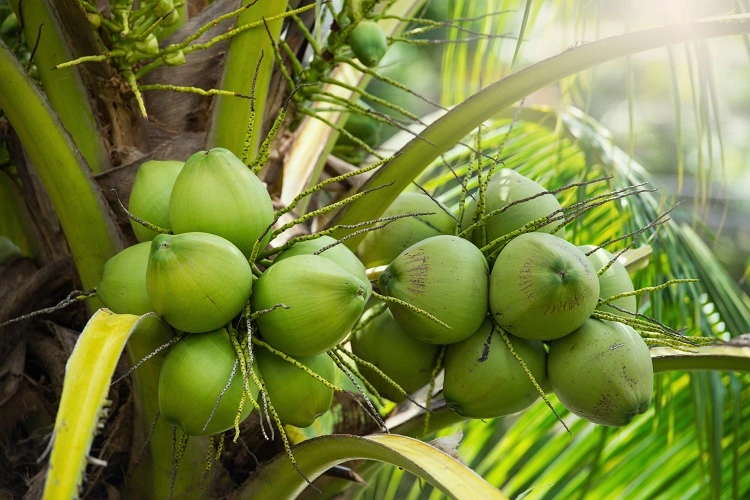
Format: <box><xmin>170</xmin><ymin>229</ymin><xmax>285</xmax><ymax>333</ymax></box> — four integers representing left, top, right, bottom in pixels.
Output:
<box><xmin>252</xmin><ymin>338</ymin><xmax>350</xmax><ymax>396</ymax></box>
<box><xmin>270</xmin><ymin>182</ymin><xmax>394</xmax><ymax>239</ymax></box>
<box><xmin>371</xmin><ymin>291</ymin><xmax>451</xmax><ymax>330</ymax></box>
<box><xmin>198</xmin><ymin>436</ymin><xmax>216</xmax><ymax>498</ymax></box>
<box><xmin>598</xmin><ymin>279</ymin><xmax>700</xmax><ymax>306</ymax></box>
<box><xmin>328</xmin><ymin>350</ymin><xmax>388</xmax><ymax>432</ymax></box>
<box><xmin>169</xmin><ymin>427</ymin><xmax>189</xmax><ymax>500</ymax></box>
<box><xmin>0</xmin><ymin>289</ymin><xmax>96</xmax><ymax>328</ymax></box>
<box><xmin>110</xmin><ymin>188</ymin><xmax>171</xmax><ymax>234</ymax></box>
<box><xmin>332</xmin><ymin>347</ymin><xmax>388</xmax><ymax>407</ymax></box>
<box><xmin>338</xmin><ymin>347</ymin><xmax>433</xmax><ymax>409</ymax></box>
<box><xmin>271</xmin><ymin>155</ymin><xmax>393</xmax><ymax>222</ymax></box>
<box><xmin>495</xmin><ymin>323</ymin><xmax>571</xmax><ymax>436</ymax></box>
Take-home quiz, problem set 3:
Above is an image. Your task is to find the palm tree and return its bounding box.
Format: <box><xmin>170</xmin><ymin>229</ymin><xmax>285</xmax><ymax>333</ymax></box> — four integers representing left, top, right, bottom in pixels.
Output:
<box><xmin>0</xmin><ymin>1</ymin><xmax>748</xmax><ymax>498</ymax></box>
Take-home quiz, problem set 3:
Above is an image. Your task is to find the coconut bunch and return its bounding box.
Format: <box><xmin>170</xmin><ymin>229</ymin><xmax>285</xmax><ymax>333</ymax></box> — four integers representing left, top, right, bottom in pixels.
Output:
<box><xmin>94</xmin><ymin>148</ymin><xmax>407</xmax><ymax>438</ymax></box>
<box><xmin>345</xmin><ymin>168</ymin><xmax>704</xmax><ymax>429</ymax></box>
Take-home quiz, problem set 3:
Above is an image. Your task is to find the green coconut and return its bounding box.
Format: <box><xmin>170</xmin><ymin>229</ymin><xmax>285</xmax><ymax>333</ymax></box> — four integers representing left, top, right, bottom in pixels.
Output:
<box><xmin>169</xmin><ymin>148</ymin><xmax>274</xmax><ymax>257</ymax></box>
<box><xmin>358</xmin><ymin>193</ymin><xmax>458</xmax><ymax>269</ymax></box>
<box><xmin>490</xmin><ymin>232</ymin><xmax>599</xmax><ymax>341</ymax></box>
<box><xmin>443</xmin><ymin>319</ymin><xmax>548</xmax><ymax>418</ymax></box>
<box><xmin>252</xmin><ymin>254</ymin><xmax>367</xmax><ymax>357</ymax></box>
<box><xmin>128</xmin><ymin>160</ymin><xmax>184</xmax><ymax>242</ymax></box>
<box><xmin>347</xmin><ymin>20</ymin><xmax>388</xmax><ymax>67</ymax></box>
<box><xmin>158</xmin><ymin>329</ymin><xmax>259</xmax><ymax>436</ymax></box>
<box><xmin>579</xmin><ymin>245</ymin><xmax>637</xmax><ymax>317</ymax></box>
<box><xmin>459</xmin><ymin>169</ymin><xmax>564</xmax><ymax>254</ymax></box>
<box><xmin>275</xmin><ymin>235</ymin><xmax>372</xmax><ymax>302</ymax></box>
<box><xmin>97</xmin><ymin>242</ymin><xmax>153</xmax><ymax>315</ymax></box>
<box><xmin>351</xmin><ymin>306</ymin><xmax>440</xmax><ymax>402</ymax></box>
<box><xmin>378</xmin><ymin>235</ymin><xmax>489</xmax><ymax>345</ymax></box>
<box><xmin>547</xmin><ymin>319</ymin><xmax>653</xmax><ymax>426</ymax></box>
<box><xmin>256</xmin><ymin>347</ymin><xmax>335</xmax><ymax>428</ymax></box>
<box><xmin>146</xmin><ymin>232</ymin><xmax>253</xmax><ymax>333</ymax></box>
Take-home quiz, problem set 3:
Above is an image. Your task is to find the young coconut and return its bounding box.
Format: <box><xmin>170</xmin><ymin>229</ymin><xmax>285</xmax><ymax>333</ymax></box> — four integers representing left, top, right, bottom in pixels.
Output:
<box><xmin>459</xmin><ymin>168</ymin><xmax>564</xmax><ymax>253</ymax></box>
<box><xmin>146</xmin><ymin>232</ymin><xmax>253</xmax><ymax>333</ymax></box>
<box><xmin>579</xmin><ymin>245</ymin><xmax>637</xmax><ymax>317</ymax></box>
<box><xmin>169</xmin><ymin>148</ymin><xmax>274</xmax><ymax>257</ymax></box>
<box><xmin>252</xmin><ymin>254</ymin><xmax>367</xmax><ymax>357</ymax></box>
<box><xmin>490</xmin><ymin>232</ymin><xmax>599</xmax><ymax>341</ymax></box>
<box><xmin>443</xmin><ymin>319</ymin><xmax>548</xmax><ymax>419</ymax></box>
<box><xmin>97</xmin><ymin>242</ymin><xmax>153</xmax><ymax>315</ymax></box>
<box><xmin>351</xmin><ymin>306</ymin><xmax>440</xmax><ymax>402</ymax></box>
<box><xmin>378</xmin><ymin>235</ymin><xmax>489</xmax><ymax>345</ymax></box>
<box><xmin>158</xmin><ymin>329</ymin><xmax>259</xmax><ymax>436</ymax></box>
<box><xmin>347</xmin><ymin>20</ymin><xmax>388</xmax><ymax>67</ymax></box>
<box><xmin>357</xmin><ymin>193</ymin><xmax>457</xmax><ymax>268</ymax></box>
<box><xmin>547</xmin><ymin>319</ymin><xmax>653</xmax><ymax>426</ymax></box>
<box><xmin>256</xmin><ymin>347</ymin><xmax>335</xmax><ymax>428</ymax></box>
<box><xmin>275</xmin><ymin>235</ymin><xmax>372</xmax><ymax>302</ymax></box>
<box><xmin>128</xmin><ymin>159</ymin><xmax>184</xmax><ymax>242</ymax></box>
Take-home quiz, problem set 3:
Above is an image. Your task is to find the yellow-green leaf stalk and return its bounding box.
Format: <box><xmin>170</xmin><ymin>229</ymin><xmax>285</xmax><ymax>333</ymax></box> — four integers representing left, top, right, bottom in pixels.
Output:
<box><xmin>9</xmin><ymin>0</ymin><xmax>109</xmax><ymax>172</ymax></box>
<box><xmin>237</xmin><ymin>433</ymin><xmax>507</xmax><ymax>499</ymax></box>
<box><xmin>0</xmin><ymin>39</ymin><xmax>123</xmax><ymax>293</ymax></box>
<box><xmin>43</xmin><ymin>310</ymin><xmax>138</xmax><ymax>499</ymax></box>
<box><xmin>207</xmin><ymin>0</ymin><xmax>288</xmax><ymax>157</ymax></box>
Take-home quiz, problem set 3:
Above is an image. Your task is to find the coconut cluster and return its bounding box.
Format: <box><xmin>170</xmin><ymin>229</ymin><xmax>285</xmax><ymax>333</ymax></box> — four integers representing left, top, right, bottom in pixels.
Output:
<box><xmin>97</xmin><ymin>153</ymin><xmax>654</xmax><ymax>437</ymax></box>
<box><xmin>353</xmin><ymin>168</ymin><xmax>654</xmax><ymax>428</ymax></box>
<box><xmin>96</xmin><ymin>148</ymin><xmax>367</xmax><ymax>436</ymax></box>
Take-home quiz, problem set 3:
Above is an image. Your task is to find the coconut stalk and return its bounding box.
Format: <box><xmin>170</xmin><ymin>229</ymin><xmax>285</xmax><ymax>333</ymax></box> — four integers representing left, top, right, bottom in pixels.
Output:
<box><xmin>0</xmin><ymin>39</ymin><xmax>123</xmax><ymax>293</ymax></box>
<box><xmin>207</xmin><ymin>0</ymin><xmax>288</xmax><ymax>156</ymax></box>
<box><xmin>9</xmin><ymin>0</ymin><xmax>109</xmax><ymax>172</ymax></box>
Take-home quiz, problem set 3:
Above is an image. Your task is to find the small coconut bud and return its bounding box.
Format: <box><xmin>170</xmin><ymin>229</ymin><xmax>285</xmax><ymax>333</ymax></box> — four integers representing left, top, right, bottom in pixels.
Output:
<box><xmin>162</xmin><ymin>49</ymin><xmax>185</xmax><ymax>66</ymax></box>
<box><xmin>135</xmin><ymin>34</ymin><xmax>160</xmax><ymax>56</ymax></box>
<box><xmin>347</xmin><ymin>20</ymin><xmax>388</xmax><ymax>67</ymax></box>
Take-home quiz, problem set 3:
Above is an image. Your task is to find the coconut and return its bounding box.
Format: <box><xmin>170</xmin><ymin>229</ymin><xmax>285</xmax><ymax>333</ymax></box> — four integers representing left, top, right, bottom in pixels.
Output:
<box><xmin>347</xmin><ymin>20</ymin><xmax>388</xmax><ymax>67</ymax></box>
<box><xmin>357</xmin><ymin>192</ymin><xmax>457</xmax><ymax>269</ymax></box>
<box><xmin>490</xmin><ymin>232</ymin><xmax>599</xmax><ymax>341</ymax></box>
<box><xmin>252</xmin><ymin>254</ymin><xmax>367</xmax><ymax>357</ymax></box>
<box><xmin>256</xmin><ymin>347</ymin><xmax>335</xmax><ymax>428</ymax></box>
<box><xmin>378</xmin><ymin>235</ymin><xmax>489</xmax><ymax>345</ymax></box>
<box><xmin>128</xmin><ymin>160</ymin><xmax>184</xmax><ymax>242</ymax></box>
<box><xmin>97</xmin><ymin>242</ymin><xmax>153</xmax><ymax>315</ymax></box>
<box><xmin>158</xmin><ymin>329</ymin><xmax>259</xmax><ymax>436</ymax></box>
<box><xmin>579</xmin><ymin>245</ymin><xmax>637</xmax><ymax>317</ymax></box>
<box><xmin>547</xmin><ymin>319</ymin><xmax>653</xmax><ymax>426</ymax></box>
<box><xmin>146</xmin><ymin>232</ymin><xmax>253</xmax><ymax>333</ymax></box>
<box><xmin>169</xmin><ymin>148</ymin><xmax>274</xmax><ymax>257</ymax></box>
<box><xmin>459</xmin><ymin>169</ymin><xmax>564</xmax><ymax>253</ymax></box>
<box><xmin>275</xmin><ymin>235</ymin><xmax>372</xmax><ymax>302</ymax></box>
<box><xmin>351</xmin><ymin>306</ymin><xmax>440</xmax><ymax>402</ymax></box>
<box><xmin>443</xmin><ymin>319</ymin><xmax>547</xmax><ymax>418</ymax></box>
